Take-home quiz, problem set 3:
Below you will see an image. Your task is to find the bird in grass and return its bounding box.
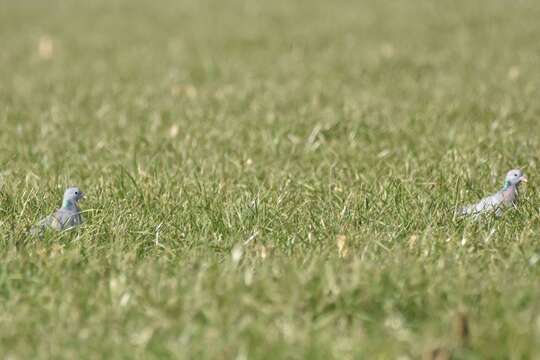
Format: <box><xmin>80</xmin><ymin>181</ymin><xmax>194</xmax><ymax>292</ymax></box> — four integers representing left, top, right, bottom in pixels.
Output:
<box><xmin>31</xmin><ymin>187</ymin><xmax>85</xmax><ymax>236</ymax></box>
<box><xmin>459</xmin><ymin>169</ymin><xmax>527</xmax><ymax>217</ymax></box>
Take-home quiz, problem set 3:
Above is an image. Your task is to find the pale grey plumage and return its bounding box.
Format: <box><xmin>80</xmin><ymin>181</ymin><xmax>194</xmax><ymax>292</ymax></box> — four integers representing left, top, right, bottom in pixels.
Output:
<box><xmin>460</xmin><ymin>169</ymin><xmax>527</xmax><ymax>217</ymax></box>
<box><xmin>31</xmin><ymin>187</ymin><xmax>85</xmax><ymax>236</ymax></box>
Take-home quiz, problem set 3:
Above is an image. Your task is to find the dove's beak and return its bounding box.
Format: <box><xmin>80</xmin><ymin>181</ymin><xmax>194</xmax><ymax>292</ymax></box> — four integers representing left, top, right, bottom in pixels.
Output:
<box><xmin>520</xmin><ymin>176</ymin><xmax>528</xmax><ymax>183</ymax></box>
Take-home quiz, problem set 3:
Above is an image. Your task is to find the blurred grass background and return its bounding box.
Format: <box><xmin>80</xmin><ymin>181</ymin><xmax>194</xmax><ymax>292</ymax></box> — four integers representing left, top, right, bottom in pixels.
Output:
<box><xmin>1</xmin><ymin>0</ymin><xmax>540</xmax><ymax>358</ymax></box>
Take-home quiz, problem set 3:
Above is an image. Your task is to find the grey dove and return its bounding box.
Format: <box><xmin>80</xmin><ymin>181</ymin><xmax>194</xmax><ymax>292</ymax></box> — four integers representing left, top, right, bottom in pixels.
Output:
<box><xmin>31</xmin><ymin>187</ymin><xmax>85</xmax><ymax>235</ymax></box>
<box><xmin>460</xmin><ymin>169</ymin><xmax>527</xmax><ymax>217</ymax></box>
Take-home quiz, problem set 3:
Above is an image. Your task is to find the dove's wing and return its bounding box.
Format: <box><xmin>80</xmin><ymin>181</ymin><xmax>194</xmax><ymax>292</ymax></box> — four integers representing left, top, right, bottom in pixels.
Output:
<box><xmin>54</xmin><ymin>208</ymin><xmax>83</xmax><ymax>230</ymax></box>
<box><xmin>460</xmin><ymin>191</ymin><xmax>504</xmax><ymax>216</ymax></box>
<box><xmin>30</xmin><ymin>207</ymin><xmax>83</xmax><ymax>236</ymax></box>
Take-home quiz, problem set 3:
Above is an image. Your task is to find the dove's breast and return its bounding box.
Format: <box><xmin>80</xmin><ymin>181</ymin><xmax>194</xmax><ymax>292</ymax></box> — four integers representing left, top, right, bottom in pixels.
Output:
<box><xmin>502</xmin><ymin>187</ymin><xmax>518</xmax><ymax>206</ymax></box>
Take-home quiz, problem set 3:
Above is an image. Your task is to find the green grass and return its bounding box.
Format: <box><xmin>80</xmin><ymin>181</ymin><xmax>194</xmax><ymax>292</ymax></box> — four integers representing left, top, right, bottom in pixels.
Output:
<box><xmin>1</xmin><ymin>0</ymin><xmax>540</xmax><ymax>358</ymax></box>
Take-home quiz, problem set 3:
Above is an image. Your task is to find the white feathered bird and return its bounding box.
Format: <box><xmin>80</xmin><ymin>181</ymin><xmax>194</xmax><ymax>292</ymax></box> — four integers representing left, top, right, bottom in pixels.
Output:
<box><xmin>31</xmin><ymin>187</ymin><xmax>85</xmax><ymax>236</ymax></box>
<box><xmin>460</xmin><ymin>169</ymin><xmax>527</xmax><ymax>217</ymax></box>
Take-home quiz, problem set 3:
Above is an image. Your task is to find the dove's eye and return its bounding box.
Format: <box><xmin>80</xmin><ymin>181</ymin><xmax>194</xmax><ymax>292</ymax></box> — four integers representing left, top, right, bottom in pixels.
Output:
<box><xmin>75</xmin><ymin>191</ymin><xmax>79</xmax><ymax>195</ymax></box>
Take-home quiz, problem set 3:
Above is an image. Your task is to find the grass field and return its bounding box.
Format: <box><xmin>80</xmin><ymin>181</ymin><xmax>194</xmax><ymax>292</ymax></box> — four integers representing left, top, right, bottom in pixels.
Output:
<box><xmin>1</xmin><ymin>0</ymin><xmax>540</xmax><ymax>358</ymax></box>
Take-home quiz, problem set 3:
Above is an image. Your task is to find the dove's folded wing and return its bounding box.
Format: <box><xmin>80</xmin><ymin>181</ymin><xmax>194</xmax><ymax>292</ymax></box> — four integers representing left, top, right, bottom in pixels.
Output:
<box><xmin>54</xmin><ymin>208</ymin><xmax>83</xmax><ymax>230</ymax></box>
<box><xmin>460</xmin><ymin>192</ymin><xmax>504</xmax><ymax>216</ymax></box>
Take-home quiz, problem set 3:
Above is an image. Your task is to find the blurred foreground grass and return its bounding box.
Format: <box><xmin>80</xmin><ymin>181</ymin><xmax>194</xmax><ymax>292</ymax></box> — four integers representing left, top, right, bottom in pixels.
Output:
<box><xmin>1</xmin><ymin>0</ymin><xmax>540</xmax><ymax>358</ymax></box>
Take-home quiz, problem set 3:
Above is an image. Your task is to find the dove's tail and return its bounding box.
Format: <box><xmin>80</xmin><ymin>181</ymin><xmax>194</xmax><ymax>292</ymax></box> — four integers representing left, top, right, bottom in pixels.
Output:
<box><xmin>29</xmin><ymin>223</ymin><xmax>45</xmax><ymax>237</ymax></box>
<box><xmin>29</xmin><ymin>216</ymin><xmax>53</xmax><ymax>238</ymax></box>
<box><xmin>458</xmin><ymin>204</ymin><xmax>479</xmax><ymax>217</ymax></box>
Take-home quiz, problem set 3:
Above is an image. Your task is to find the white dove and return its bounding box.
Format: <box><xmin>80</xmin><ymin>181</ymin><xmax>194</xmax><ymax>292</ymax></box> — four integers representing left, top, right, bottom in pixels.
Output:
<box><xmin>31</xmin><ymin>187</ymin><xmax>85</xmax><ymax>235</ymax></box>
<box><xmin>460</xmin><ymin>169</ymin><xmax>527</xmax><ymax>217</ymax></box>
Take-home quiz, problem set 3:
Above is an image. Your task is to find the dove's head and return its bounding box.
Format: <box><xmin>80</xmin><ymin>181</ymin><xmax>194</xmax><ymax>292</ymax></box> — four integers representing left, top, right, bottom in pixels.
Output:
<box><xmin>504</xmin><ymin>169</ymin><xmax>527</xmax><ymax>189</ymax></box>
<box><xmin>62</xmin><ymin>186</ymin><xmax>84</xmax><ymax>208</ymax></box>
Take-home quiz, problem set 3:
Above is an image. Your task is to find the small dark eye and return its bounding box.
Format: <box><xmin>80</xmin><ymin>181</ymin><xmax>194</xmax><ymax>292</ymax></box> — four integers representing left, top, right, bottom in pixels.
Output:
<box><xmin>75</xmin><ymin>191</ymin><xmax>79</xmax><ymax>195</ymax></box>
<box><xmin>515</xmin><ymin>174</ymin><xmax>518</xmax><ymax>177</ymax></box>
